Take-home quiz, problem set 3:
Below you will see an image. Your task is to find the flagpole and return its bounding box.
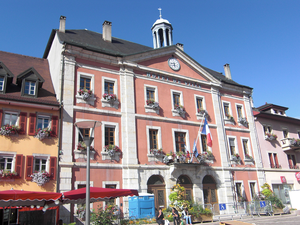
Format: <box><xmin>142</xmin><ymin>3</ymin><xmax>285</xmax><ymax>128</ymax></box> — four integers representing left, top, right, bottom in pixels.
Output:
<box><xmin>195</xmin><ymin>112</ymin><xmax>206</xmax><ymax>146</ymax></box>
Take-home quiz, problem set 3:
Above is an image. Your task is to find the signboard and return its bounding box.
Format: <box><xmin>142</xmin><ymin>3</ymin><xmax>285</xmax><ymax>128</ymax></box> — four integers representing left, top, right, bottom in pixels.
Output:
<box><xmin>260</xmin><ymin>201</ymin><xmax>266</xmax><ymax>208</ymax></box>
<box><xmin>295</xmin><ymin>172</ymin><xmax>300</xmax><ymax>181</ymax></box>
<box><xmin>280</xmin><ymin>176</ymin><xmax>287</xmax><ymax>183</ymax></box>
<box><xmin>219</xmin><ymin>203</ymin><xmax>226</xmax><ymax>210</ymax></box>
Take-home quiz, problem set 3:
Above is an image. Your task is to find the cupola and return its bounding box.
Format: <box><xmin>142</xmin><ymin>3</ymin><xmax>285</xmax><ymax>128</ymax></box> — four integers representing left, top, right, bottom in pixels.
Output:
<box><xmin>151</xmin><ymin>8</ymin><xmax>173</xmax><ymax>49</ymax></box>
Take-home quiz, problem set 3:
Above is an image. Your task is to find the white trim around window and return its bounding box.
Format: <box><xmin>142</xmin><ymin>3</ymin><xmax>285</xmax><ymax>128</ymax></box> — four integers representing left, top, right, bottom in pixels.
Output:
<box><xmin>171</xmin><ymin>89</ymin><xmax>185</xmax><ymax>118</ymax></box>
<box><xmin>74</xmin><ymin>181</ymin><xmax>94</xmax><ymax>214</ymax></box>
<box><xmin>76</xmin><ymin>72</ymin><xmax>95</xmax><ymax>105</ymax></box>
<box><xmin>32</xmin><ymin>153</ymin><xmax>51</xmax><ymax>172</ymax></box>
<box><xmin>248</xmin><ymin>180</ymin><xmax>258</xmax><ymax>201</ymax></box>
<box><xmin>227</xmin><ymin>135</ymin><xmax>238</xmax><ymax>157</ymax></box>
<box><xmin>0</xmin><ymin>151</ymin><xmax>17</xmax><ymax>172</ymax></box>
<box><xmin>144</xmin><ymin>84</ymin><xmax>159</xmax><ymax>114</ymax></box>
<box><xmin>146</xmin><ymin>126</ymin><xmax>162</xmax><ymax>154</ymax></box>
<box><xmin>172</xmin><ymin>128</ymin><xmax>190</xmax><ymax>152</ymax></box>
<box><xmin>222</xmin><ymin>101</ymin><xmax>233</xmax><ymax>122</ymax></box>
<box><xmin>194</xmin><ymin>94</ymin><xmax>207</xmax><ymax>119</ymax></box>
<box><xmin>234</xmin><ymin>180</ymin><xmax>245</xmax><ymax>200</ymax></box>
<box><xmin>0</xmin><ymin>76</ymin><xmax>4</xmax><ymax>91</ymax></box>
<box><xmin>101</xmin><ymin>76</ymin><xmax>119</xmax><ymax>109</ymax></box>
<box><xmin>2</xmin><ymin>109</ymin><xmax>20</xmax><ymax>126</ymax></box>
<box><xmin>102</xmin><ymin>181</ymin><xmax>120</xmax><ymax>208</ymax></box>
<box><xmin>101</xmin><ymin>121</ymin><xmax>120</xmax><ymax>161</ymax></box>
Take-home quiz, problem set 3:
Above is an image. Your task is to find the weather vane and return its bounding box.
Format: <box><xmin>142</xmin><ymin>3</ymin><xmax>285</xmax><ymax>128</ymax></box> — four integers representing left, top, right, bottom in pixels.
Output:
<box><xmin>158</xmin><ymin>8</ymin><xmax>162</xmax><ymax>19</ymax></box>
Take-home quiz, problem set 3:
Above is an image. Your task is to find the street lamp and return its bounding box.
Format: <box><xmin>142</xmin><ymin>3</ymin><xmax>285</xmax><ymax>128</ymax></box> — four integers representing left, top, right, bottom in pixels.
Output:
<box><xmin>75</xmin><ymin>120</ymin><xmax>101</xmax><ymax>225</ymax></box>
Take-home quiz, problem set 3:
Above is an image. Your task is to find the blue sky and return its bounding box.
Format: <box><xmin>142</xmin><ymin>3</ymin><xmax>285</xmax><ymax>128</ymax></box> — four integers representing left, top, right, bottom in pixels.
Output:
<box><xmin>1</xmin><ymin>0</ymin><xmax>299</xmax><ymax>118</ymax></box>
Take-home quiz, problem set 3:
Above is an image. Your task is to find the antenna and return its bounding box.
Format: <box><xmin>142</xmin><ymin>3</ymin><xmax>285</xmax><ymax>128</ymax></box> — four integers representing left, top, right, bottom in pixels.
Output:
<box><xmin>158</xmin><ymin>8</ymin><xmax>162</xmax><ymax>19</ymax></box>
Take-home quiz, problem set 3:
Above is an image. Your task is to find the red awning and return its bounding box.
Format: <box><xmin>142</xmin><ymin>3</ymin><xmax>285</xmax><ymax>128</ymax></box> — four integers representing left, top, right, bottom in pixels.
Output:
<box><xmin>62</xmin><ymin>187</ymin><xmax>138</xmax><ymax>204</ymax></box>
<box><xmin>0</xmin><ymin>190</ymin><xmax>62</xmax><ymax>207</ymax></box>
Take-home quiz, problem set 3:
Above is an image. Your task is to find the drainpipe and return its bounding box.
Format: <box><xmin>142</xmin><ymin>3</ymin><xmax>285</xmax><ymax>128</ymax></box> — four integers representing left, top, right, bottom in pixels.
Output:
<box><xmin>56</xmin><ymin>44</ymin><xmax>66</xmax><ymax>193</ymax></box>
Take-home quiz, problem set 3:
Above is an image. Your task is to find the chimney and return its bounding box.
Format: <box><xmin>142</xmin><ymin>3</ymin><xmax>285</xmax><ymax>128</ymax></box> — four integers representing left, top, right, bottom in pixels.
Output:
<box><xmin>59</xmin><ymin>16</ymin><xmax>66</xmax><ymax>33</ymax></box>
<box><xmin>176</xmin><ymin>43</ymin><xmax>184</xmax><ymax>51</ymax></box>
<box><xmin>102</xmin><ymin>21</ymin><xmax>112</xmax><ymax>42</ymax></box>
<box><xmin>223</xmin><ymin>64</ymin><xmax>232</xmax><ymax>79</ymax></box>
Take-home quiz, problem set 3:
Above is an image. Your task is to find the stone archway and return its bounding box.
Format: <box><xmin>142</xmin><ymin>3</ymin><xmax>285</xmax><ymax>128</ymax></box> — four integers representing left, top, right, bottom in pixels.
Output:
<box><xmin>177</xmin><ymin>175</ymin><xmax>193</xmax><ymax>201</ymax></box>
<box><xmin>202</xmin><ymin>175</ymin><xmax>218</xmax><ymax>206</ymax></box>
<box><xmin>147</xmin><ymin>175</ymin><xmax>166</xmax><ymax>209</ymax></box>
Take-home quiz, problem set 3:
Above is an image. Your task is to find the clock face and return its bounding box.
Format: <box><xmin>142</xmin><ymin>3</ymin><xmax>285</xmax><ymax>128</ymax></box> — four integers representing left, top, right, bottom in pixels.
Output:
<box><xmin>168</xmin><ymin>58</ymin><xmax>180</xmax><ymax>71</ymax></box>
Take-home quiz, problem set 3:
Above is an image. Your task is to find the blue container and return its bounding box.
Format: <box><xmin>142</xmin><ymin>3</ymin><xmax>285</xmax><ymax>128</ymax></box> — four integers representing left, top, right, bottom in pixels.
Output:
<box><xmin>128</xmin><ymin>193</ymin><xmax>155</xmax><ymax>219</ymax></box>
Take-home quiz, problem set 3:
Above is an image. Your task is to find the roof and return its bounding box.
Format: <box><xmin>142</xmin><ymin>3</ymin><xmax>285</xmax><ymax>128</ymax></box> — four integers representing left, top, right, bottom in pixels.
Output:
<box><xmin>0</xmin><ymin>51</ymin><xmax>59</xmax><ymax>106</ymax></box>
<box><xmin>256</xmin><ymin>103</ymin><xmax>288</xmax><ymax>111</ymax></box>
<box><xmin>43</xmin><ymin>29</ymin><xmax>251</xmax><ymax>89</ymax></box>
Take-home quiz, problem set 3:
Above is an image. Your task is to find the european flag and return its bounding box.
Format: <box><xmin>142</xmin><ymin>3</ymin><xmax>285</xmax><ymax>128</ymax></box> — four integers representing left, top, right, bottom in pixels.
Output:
<box><xmin>193</xmin><ymin>140</ymin><xmax>198</xmax><ymax>157</ymax></box>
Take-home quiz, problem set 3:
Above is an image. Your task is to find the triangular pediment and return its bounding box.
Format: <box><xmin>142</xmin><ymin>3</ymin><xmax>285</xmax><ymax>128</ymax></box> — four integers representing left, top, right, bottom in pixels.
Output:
<box><xmin>16</xmin><ymin>67</ymin><xmax>45</xmax><ymax>88</ymax></box>
<box><xmin>0</xmin><ymin>62</ymin><xmax>14</xmax><ymax>86</ymax></box>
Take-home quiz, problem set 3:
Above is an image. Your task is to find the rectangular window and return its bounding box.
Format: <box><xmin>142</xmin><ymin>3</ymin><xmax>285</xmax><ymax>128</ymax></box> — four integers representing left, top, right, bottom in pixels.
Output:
<box><xmin>175</xmin><ymin>132</ymin><xmax>186</xmax><ymax>152</ymax></box>
<box><xmin>80</xmin><ymin>77</ymin><xmax>91</xmax><ymax>90</ymax></box>
<box><xmin>237</xmin><ymin>105</ymin><xmax>243</xmax><ymax>118</ymax></box>
<box><xmin>173</xmin><ymin>93</ymin><xmax>180</xmax><ymax>107</ymax></box>
<box><xmin>229</xmin><ymin>138</ymin><xmax>236</xmax><ymax>155</ymax></box>
<box><xmin>298</xmin><ymin>132</ymin><xmax>300</xmax><ymax>139</ymax></box>
<box><xmin>3</xmin><ymin>112</ymin><xmax>18</xmax><ymax>126</ymax></box>
<box><xmin>224</xmin><ymin>103</ymin><xmax>230</xmax><ymax>117</ymax></box>
<box><xmin>196</xmin><ymin>98</ymin><xmax>203</xmax><ymax>111</ymax></box>
<box><xmin>235</xmin><ymin>183</ymin><xmax>242</xmax><ymax>199</ymax></box>
<box><xmin>34</xmin><ymin>158</ymin><xmax>47</xmax><ymax>172</ymax></box>
<box><xmin>78</xmin><ymin>128</ymin><xmax>90</xmax><ymax>142</ymax></box>
<box><xmin>147</xmin><ymin>88</ymin><xmax>155</xmax><ymax>101</ymax></box>
<box><xmin>104</xmin><ymin>81</ymin><xmax>114</xmax><ymax>94</ymax></box>
<box><xmin>149</xmin><ymin>129</ymin><xmax>158</xmax><ymax>150</ymax></box>
<box><xmin>242</xmin><ymin>139</ymin><xmax>249</xmax><ymax>155</ymax></box>
<box><xmin>0</xmin><ymin>157</ymin><xmax>13</xmax><ymax>171</ymax></box>
<box><xmin>37</xmin><ymin>116</ymin><xmax>50</xmax><ymax>130</ymax></box>
<box><xmin>105</xmin><ymin>184</ymin><xmax>117</xmax><ymax>205</ymax></box>
<box><xmin>269</xmin><ymin>153</ymin><xmax>275</xmax><ymax>168</ymax></box>
<box><xmin>283</xmin><ymin>130</ymin><xmax>289</xmax><ymax>138</ymax></box>
<box><xmin>201</xmin><ymin>134</ymin><xmax>208</xmax><ymax>152</ymax></box>
<box><xmin>24</xmin><ymin>81</ymin><xmax>35</xmax><ymax>95</ymax></box>
<box><xmin>105</xmin><ymin>127</ymin><xmax>115</xmax><ymax>146</ymax></box>
<box><xmin>274</xmin><ymin>153</ymin><xmax>280</xmax><ymax>168</ymax></box>
<box><xmin>250</xmin><ymin>182</ymin><xmax>256</xmax><ymax>199</ymax></box>
<box><xmin>263</xmin><ymin>125</ymin><xmax>272</xmax><ymax>134</ymax></box>
<box><xmin>287</xmin><ymin>154</ymin><xmax>297</xmax><ymax>169</ymax></box>
<box><xmin>0</xmin><ymin>76</ymin><xmax>4</xmax><ymax>91</ymax></box>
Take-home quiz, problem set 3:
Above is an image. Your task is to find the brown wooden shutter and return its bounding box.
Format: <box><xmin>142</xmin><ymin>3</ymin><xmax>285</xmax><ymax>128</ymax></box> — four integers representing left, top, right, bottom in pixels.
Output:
<box><xmin>49</xmin><ymin>156</ymin><xmax>57</xmax><ymax>180</ymax></box>
<box><xmin>15</xmin><ymin>154</ymin><xmax>23</xmax><ymax>178</ymax></box>
<box><xmin>28</xmin><ymin>113</ymin><xmax>36</xmax><ymax>136</ymax></box>
<box><xmin>19</xmin><ymin>112</ymin><xmax>27</xmax><ymax>135</ymax></box>
<box><xmin>25</xmin><ymin>155</ymin><xmax>34</xmax><ymax>180</ymax></box>
<box><xmin>0</xmin><ymin>109</ymin><xmax>3</xmax><ymax>126</ymax></box>
<box><xmin>51</xmin><ymin>116</ymin><xmax>58</xmax><ymax>137</ymax></box>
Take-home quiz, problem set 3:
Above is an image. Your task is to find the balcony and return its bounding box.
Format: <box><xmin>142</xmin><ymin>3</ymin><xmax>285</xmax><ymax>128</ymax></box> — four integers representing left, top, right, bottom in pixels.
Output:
<box><xmin>280</xmin><ymin>138</ymin><xmax>300</xmax><ymax>151</ymax></box>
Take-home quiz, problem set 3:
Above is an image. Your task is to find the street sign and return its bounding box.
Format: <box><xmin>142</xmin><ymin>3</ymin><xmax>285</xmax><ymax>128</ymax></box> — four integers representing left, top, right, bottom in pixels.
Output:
<box><xmin>260</xmin><ymin>201</ymin><xmax>266</xmax><ymax>208</ymax></box>
<box><xmin>219</xmin><ymin>203</ymin><xmax>226</xmax><ymax>210</ymax></box>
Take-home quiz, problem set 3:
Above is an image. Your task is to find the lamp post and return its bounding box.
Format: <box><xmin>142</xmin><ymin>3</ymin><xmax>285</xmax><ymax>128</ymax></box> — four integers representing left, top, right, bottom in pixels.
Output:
<box><xmin>75</xmin><ymin>120</ymin><xmax>101</xmax><ymax>225</ymax></box>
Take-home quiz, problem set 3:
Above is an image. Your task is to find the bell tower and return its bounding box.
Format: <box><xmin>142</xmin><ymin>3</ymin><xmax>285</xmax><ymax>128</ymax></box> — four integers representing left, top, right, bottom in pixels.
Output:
<box><xmin>151</xmin><ymin>8</ymin><xmax>173</xmax><ymax>49</ymax></box>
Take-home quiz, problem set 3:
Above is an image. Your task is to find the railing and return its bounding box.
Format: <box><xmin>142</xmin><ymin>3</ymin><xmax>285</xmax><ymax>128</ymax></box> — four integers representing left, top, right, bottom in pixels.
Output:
<box><xmin>270</xmin><ymin>163</ymin><xmax>281</xmax><ymax>169</ymax></box>
<box><xmin>280</xmin><ymin>138</ymin><xmax>300</xmax><ymax>151</ymax></box>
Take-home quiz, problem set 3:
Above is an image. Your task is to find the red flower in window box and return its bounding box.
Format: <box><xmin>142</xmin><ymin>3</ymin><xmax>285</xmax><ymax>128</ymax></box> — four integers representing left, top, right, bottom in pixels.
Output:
<box><xmin>0</xmin><ymin>124</ymin><xmax>20</xmax><ymax>136</ymax></box>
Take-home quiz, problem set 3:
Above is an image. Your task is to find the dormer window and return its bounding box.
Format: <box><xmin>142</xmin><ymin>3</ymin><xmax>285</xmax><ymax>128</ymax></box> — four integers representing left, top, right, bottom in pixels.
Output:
<box><xmin>0</xmin><ymin>76</ymin><xmax>4</xmax><ymax>91</ymax></box>
<box><xmin>24</xmin><ymin>81</ymin><xmax>36</xmax><ymax>95</ymax></box>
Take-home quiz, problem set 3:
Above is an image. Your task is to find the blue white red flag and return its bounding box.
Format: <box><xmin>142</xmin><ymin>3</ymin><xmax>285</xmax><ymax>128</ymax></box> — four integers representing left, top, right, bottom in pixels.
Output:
<box><xmin>201</xmin><ymin>118</ymin><xmax>213</xmax><ymax>147</ymax></box>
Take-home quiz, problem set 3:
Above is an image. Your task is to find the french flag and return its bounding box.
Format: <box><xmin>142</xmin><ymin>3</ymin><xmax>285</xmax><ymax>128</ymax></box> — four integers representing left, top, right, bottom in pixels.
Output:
<box><xmin>201</xmin><ymin>118</ymin><xmax>213</xmax><ymax>147</ymax></box>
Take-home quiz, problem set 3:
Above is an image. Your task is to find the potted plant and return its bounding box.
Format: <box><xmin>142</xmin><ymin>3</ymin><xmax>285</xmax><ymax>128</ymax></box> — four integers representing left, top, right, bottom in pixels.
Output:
<box><xmin>265</xmin><ymin>133</ymin><xmax>277</xmax><ymax>141</ymax></box>
<box><xmin>150</xmin><ymin>148</ymin><xmax>164</xmax><ymax>156</ymax></box>
<box><xmin>104</xmin><ymin>144</ymin><xmax>121</xmax><ymax>157</ymax></box>
<box><xmin>77</xmin><ymin>141</ymin><xmax>95</xmax><ymax>151</ymax></box>
<box><xmin>78</xmin><ymin>89</ymin><xmax>93</xmax><ymax>100</ymax></box>
<box><xmin>35</xmin><ymin>127</ymin><xmax>52</xmax><ymax>140</ymax></box>
<box><xmin>176</xmin><ymin>151</ymin><xmax>187</xmax><ymax>163</ymax></box>
<box><xmin>146</xmin><ymin>99</ymin><xmax>159</xmax><ymax>109</ymax></box>
<box><xmin>175</xmin><ymin>104</ymin><xmax>185</xmax><ymax>114</ymax></box>
<box><xmin>0</xmin><ymin>170</ymin><xmax>18</xmax><ymax>179</ymax></box>
<box><xmin>103</xmin><ymin>93</ymin><xmax>117</xmax><ymax>101</ymax></box>
<box><xmin>0</xmin><ymin>124</ymin><xmax>20</xmax><ymax>136</ymax></box>
<box><xmin>225</xmin><ymin>113</ymin><xmax>234</xmax><ymax>121</ymax></box>
<box><xmin>31</xmin><ymin>171</ymin><xmax>51</xmax><ymax>186</ymax></box>
<box><xmin>238</xmin><ymin>117</ymin><xmax>248</xmax><ymax>125</ymax></box>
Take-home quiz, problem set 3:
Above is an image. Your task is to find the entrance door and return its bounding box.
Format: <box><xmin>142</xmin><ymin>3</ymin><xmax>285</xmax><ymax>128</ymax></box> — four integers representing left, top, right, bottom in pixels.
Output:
<box><xmin>147</xmin><ymin>175</ymin><xmax>166</xmax><ymax>209</ymax></box>
<box><xmin>203</xmin><ymin>175</ymin><xmax>218</xmax><ymax>213</ymax></box>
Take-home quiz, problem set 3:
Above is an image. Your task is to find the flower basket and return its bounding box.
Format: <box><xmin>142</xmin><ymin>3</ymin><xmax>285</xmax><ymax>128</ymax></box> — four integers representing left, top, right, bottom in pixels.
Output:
<box><xmin>104</xmin><ymin>144</ymin><xmax>121</xmax><ymax>157</ymax></box>
<box><xmin>78</xmin><ymin>89</ymin><xmax>93</xmax><ymax>100</ymax></box>
<box><xmin>175</xmin><ymin>104</ymin><xmax>185</xmax><ymax>114</ymax></box>
<box><xmin>231</xmin><ymin>154</ymin><xmax>241</xmax><ymax>163</ymax></box>
<box><xmin>245</xmin><ymin>154</ymin><xmax>253</xmax><ymax>161</ymax></box>
<box><xmin>238</xmin><ymin>117</ymin><xmax>248</xmax><ymax>126</ymax></box>
<box><xmin>31</xmin><ymin>171</ymin><xmax>51</xmax><ymax>186</ymax></box>
<box><xmin>0</xmin><ymin>124</ymin><xmax>20</xmax><ymax>136</ymax></box>
<box><xmin>150</xmin><ymin>148</ymin><xmax>164</xmax><ymax>156</ymax></box>
<box><xmin>146</xmin><ymin>100</ymin><xmax>159</xmax><ymax>109</ymax></box>
<box><xmin>265</xmin><ymin>133</ymin><xmax>277</xmax><ymax>141</ymax></box>
<box><xmin>197</xmin><ymin>108</ymin><xmax>207</xmax><ymax>116</ymax></box>
<box><xmin>0</xmin><ymin>170</ymin><xmax>18</xmax><ymax>179</ymax></box>
<box><xmin>35</xmin><ymin>128</ymin><xmax>51</xmax><ymax>140</ymax></box>
<box><xmin>225</xmin><ymin>113</ymin><xmax>234</xmax><ymax>121</ymax></box>
<box><xmin>103</xmin><ymin>93</ymin><xmax>117</xmax><ymax>101</ymax></box>
<box><xmin>77</xmin><ymin>141</ymin><xmax>94</xmax><ymax>151</ymax></box>
<box><xmin>291</xmin><ymin>138</ymin><xmax>300</xmax><ymax>147</ymax></box>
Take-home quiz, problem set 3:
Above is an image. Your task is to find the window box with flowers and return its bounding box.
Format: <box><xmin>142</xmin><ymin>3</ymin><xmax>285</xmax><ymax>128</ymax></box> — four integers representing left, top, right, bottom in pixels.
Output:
<box><xmin>76</xmin><ymin>89</ymin><xmax>96</xmax><ymax>105</ymax></box>
<box><xmin>101</xmin><ymin>144</ymin><xmax>121</xmax><ymax>161</ymax></box>
<box><xmin>197</xmin><ymin>108</ymin><xmax>208</xmax><ymax>117</ymax></box>
<box><xmin>244</xmin><ymin>154</ymin><xmax>254</xmax><ymax>163</ymax></box>
<box><xmin>173</xmin><ymin>105</ymin><xmax>186</xmax><ymax>118</ymax></box>
<box><xmin>0</xmin><ymin>125</ymin><xmax>20</xmax><ymax>136</ymax></box>
<box><xmin>163</xmin><ymin>152</ymin><xmax>176</xmax><ymax>164</ymax></box>
<box><xmin>35</xmin><ymin>128</ymin><xmax>52</xmax><ymax>141</ymax></box>
<box><xmin>176</xmin><ymin>151</ymin><xmax>188</xmax><ymax>163</ymax></box>
<box><xmin>31</xmin><ymin>171</ymin><xmax>51</xmax><ymax>186</ymax></box>
<box><xmin>101</xmin><ymin>94</ymin><xmax>119</xmax><ymax>109</ymax></box>
<box><xmin>265</xmin><ymin>133</ymin><xmax>277</xmax><ymax>141</ymax></box>
<box><xmin>231</xmin><ymin>153</ymin><xmax>241</xmax><ymax>163</ymax></box>
<box><xmin>225</xmin><ymin>113</ymin><xmax>235</xmax><ymax>123</ymax></box>
<box><xmin>78</xmin><ymin>89</ymin><xmax>93</xmax><ymax>100</ymax></box>
<box><xmin>238</xmin><ymin>117</ymin><xmax>248</xmax><ymax>126</ymax></box>
<box><xmin>0</xmin><ymin>170</ymin><xmax>18</xmax><ymax>179</ymax></box>
<box><xmin>150</xmin><ymin>148</ymin><xmax>164</xmax><ymax>156</ymax></box>
<box><xmin>74</xmin><ymin>141</ymin><xmax>95</xmax><ymax>160</ymax></box>
<box><xmin>291</xmin><ymin>138</ymin><xmax>300</xmax><ymax>147</ymax></box>
<box><xmin>145</xmin><ymin>99</ymin><xmax>160</xmax><ymax>114</ymax></box>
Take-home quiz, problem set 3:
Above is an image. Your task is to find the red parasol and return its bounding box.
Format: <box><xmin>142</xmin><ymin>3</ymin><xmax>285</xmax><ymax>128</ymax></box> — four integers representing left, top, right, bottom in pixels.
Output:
<box><xmin>0</xmin><ymin>189</ymin><xmax>62</xmax><ymax>207</ymax></box>
<box><xmin>62</xmin><ymin>187</ymin><xmax>138</xmax><ymax>204</ymax></box>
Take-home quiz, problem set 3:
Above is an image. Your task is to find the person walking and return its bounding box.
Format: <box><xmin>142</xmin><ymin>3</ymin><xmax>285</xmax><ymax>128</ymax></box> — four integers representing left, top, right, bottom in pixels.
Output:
<box><xmin>156</xmin><ymin>208</ymin><xmax>165</xmax><ymax>225</ymax></box>
<box><xmin>172</xmin><ymin>207</ymin><xmax>180</xmax><ymax>225</ymax></box>
<box><xmin>182</xmin><ymin>207</ymin><xmax>192</xmax><ymax>225</ymax></box>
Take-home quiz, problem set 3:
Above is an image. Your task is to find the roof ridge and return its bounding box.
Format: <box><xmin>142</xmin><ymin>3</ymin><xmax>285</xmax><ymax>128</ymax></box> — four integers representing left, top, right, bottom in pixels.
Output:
<box><xmin>0</xmin><ymin>50</ymin><xmax>46</xmax><ymax>62</ymax></box>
